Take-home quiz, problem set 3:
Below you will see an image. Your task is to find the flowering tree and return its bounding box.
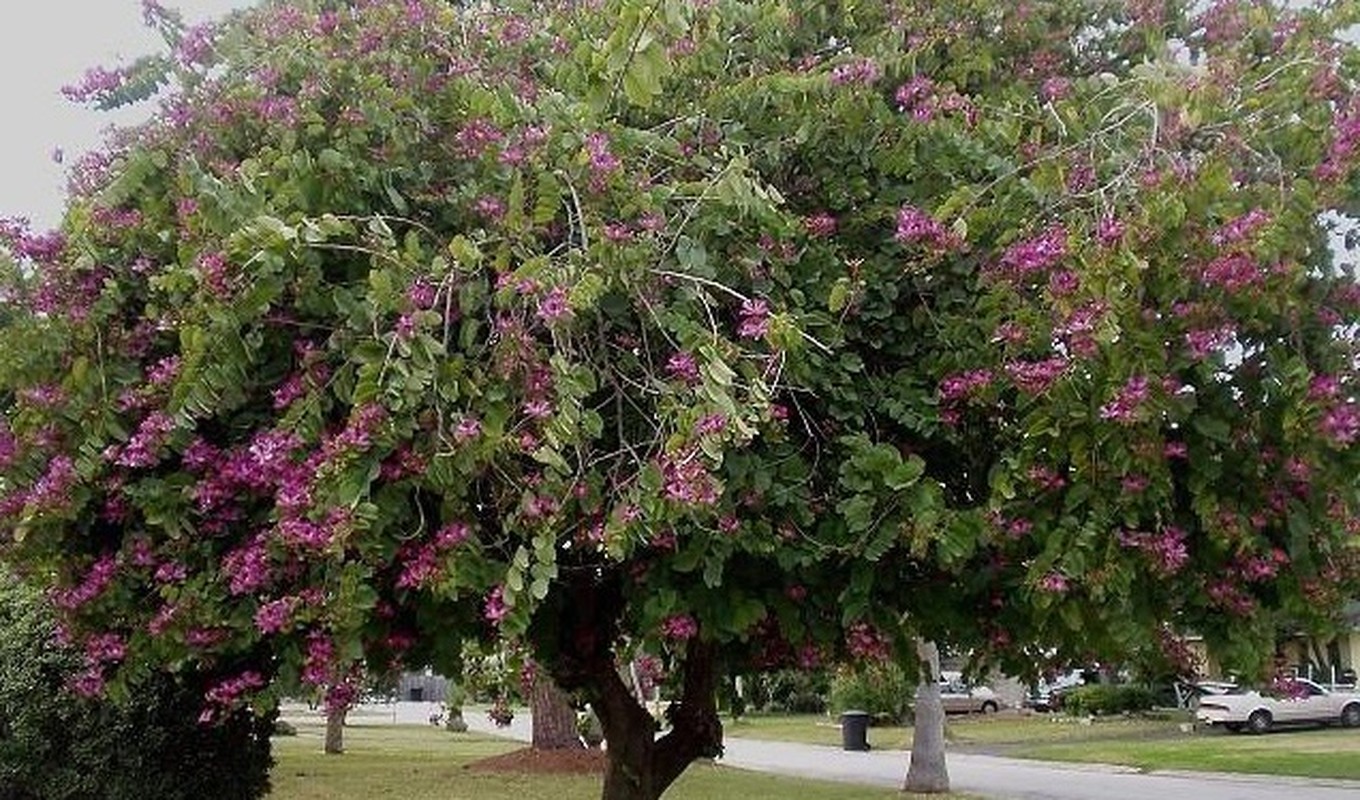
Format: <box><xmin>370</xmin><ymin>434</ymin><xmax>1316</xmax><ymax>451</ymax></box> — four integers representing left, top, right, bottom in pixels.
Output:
<box><xmin>4</xmin><ymin>1</ymin><xmax>1360</xmax><ymax>798</ymax></box>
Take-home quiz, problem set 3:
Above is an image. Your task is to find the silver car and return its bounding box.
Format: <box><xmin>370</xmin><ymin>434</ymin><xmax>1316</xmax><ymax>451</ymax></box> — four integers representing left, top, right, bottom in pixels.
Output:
<box><xmin>939</xmin><ymin>671</ymin><xmax>1003</xmax><ymax>714</ymax></box>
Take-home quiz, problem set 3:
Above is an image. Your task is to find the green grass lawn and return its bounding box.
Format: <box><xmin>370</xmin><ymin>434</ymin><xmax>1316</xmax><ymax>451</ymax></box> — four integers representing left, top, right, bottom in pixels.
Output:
<box><xmin>267</xmin><ymin>723</ymin><xmax>952</xmax><ymax>800</ymax></box>
<box><xmin>1013</xmin><ymin>727</ymin><xmax>1360</xmax><ymax>780</ymax></box>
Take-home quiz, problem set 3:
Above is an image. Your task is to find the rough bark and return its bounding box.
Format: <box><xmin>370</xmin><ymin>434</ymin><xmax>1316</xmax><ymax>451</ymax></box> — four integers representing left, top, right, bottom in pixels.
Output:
<box><xmin>531</xmin><ymin>673</ymin><xmax>583</xmax><ymax>750</ymax></box>
<box><xmin>904</xmin><ymin>639</ymin><xmax>949</xmax><ymax>794</ymax></box>
<box><xmin>541</xmin><ymin>572</ymin><xmax>722</xmax><ymax>800</ymax></box>
<box><xmin>323</xmin><ymin>705</ymin><xmax>346</xmax><ymax>755</ymax></box>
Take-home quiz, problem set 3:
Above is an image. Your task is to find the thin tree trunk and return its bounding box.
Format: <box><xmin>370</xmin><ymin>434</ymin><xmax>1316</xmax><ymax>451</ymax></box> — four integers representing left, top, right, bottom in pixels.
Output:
<box><xmin>323</xmin><ymin>705</ymin><xmax>346</xmax><ymax>755</ymax></box>
<box><xmin>532</xmin><ymin>672</ymin><xmax>583</xmax><ymax>750</ymax></box>
<box><xmin>904</xmin><ymin>638</ymin><xmax>949</xmax><ymax>793</ymax></box>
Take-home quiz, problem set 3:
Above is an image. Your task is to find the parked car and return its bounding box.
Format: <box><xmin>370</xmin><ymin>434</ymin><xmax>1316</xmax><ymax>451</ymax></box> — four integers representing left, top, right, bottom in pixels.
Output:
<box><xmin>1196</xmin><ymin>678</ymin><xmax>1360</xmax><ymax>733</ymax></box>
<box><xmin>1022</xmin><ymin>670</ymin><xmax>1087</xmax><ymax>712</ymax></box>
<box><xmin>939</xmin><ymin>671</ymin><xmax>1003</xmax><ymax>714</ymax></box>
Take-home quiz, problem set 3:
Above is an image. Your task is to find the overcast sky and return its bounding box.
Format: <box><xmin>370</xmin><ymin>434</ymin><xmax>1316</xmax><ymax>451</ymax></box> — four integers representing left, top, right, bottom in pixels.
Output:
<box><xmin>0</xmin><ymin>0</ymin><xmax>252</xmax><ymax>229</ymax></box>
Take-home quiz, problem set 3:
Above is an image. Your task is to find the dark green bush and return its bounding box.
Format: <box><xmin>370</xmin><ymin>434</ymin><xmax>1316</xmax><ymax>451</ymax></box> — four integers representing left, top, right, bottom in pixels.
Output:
<box><xmin>1061</xmin><ymin>684</ymin><xmax>1158</xmax><ymax>716</ymax></box>
<box><xmin>0</xmin><ymin>574</ymin><xmax>274</xmax><ymax>800</ymax></box>
<box><xmin>828</xmin><ymin>665</ymin><xmax>912</xmax><ymax>725</ymax></box>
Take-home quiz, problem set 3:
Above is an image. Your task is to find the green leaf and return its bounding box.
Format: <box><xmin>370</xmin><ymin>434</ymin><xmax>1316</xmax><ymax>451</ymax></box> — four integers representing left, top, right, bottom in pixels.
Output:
<box><xmin>838</xmin><ymin>494</ymin><xmax>876</xmax><ymax>533</ymax></box>
<box><xmin>1192</xmin><ymin>416</ymin><xmax>1231</xmax><ymax>444</ymax></box>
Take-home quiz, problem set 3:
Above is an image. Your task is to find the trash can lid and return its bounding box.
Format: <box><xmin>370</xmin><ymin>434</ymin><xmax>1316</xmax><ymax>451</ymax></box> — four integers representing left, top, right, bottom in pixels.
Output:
<box><xmin>840</xmin><ymin>710</ymin><xmax>869</xmax><ymax>716</ymax></box>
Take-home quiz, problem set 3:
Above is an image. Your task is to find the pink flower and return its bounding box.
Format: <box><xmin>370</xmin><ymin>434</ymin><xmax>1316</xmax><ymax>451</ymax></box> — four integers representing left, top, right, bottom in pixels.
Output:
<box><xmin>523</xmin><ymin>399</ymin><xmax>553</xmax><ymax>420</ymax></box>
<box><xmin>484</xmin><ymin>585</ymin><xmax>509</xmax><ymax>624</ymax></box>
<box><xmin>667</xmin><ymin>351</ymin><xmax>700</xmax><ymax>383</ymax></box>
<box><xmin>938</xmin><ymin>369</ymin><xmax>992</xmax><ymax>402</ymax></box>
<box><xmin>846</xmin><ymin>622</ymin><xmax>891</xmax><ymax>662</ymax></box>
<box><xmin>1321</xmin><ymin>403</ymin><xmax>1360</xmax><ymax>445</ymax></box>
<box><xmin>998</xmin><ymin>226</ymin><xmax>1067</xmax><ymax>278</ymax></box>
<box><xmin>454</xmin><ymin>417</ymin><xmax>482</xmax><ymax>442</ymax></box>
<box><xmin>397</xmin><ymin>543</ymin><xmax>440</xmax><ymax>589</ymax></box>
<box><xmin>895</xmin><ymin>76</ymin><xmax>935</xmax><ymax>111</ymax></box>
<box><xmin>803</xmin><ymin>212</ymin><xmax>837</xmax><ymax>237</ymax></box>
<box><xmin>1212</xmin><ymin>208</ymin><xmax>1270</xmax><ymax>247</ymax></box>
<box><xmin>1097</xmin><ymin>215</ymin><xmax>1125</xmax><ymax>247</ymax></box>
<box><xmin>695</xmin><ymin>413</ymin><xmax>727</xmax><ymax>436</ymax></box>
<box><xmin>1037</xmin><ymin>572</ymin><xmax>1069</xmax><ymax>593</ymax></box>
<box><xmin>1185</xmin><ymin>325</ymin><xmax>1236</xmax><ymax>360</ymax></box>
<box><xmin>254</xmin><ymin>597</ymin><xmax>295</xmax><ymax>634</ymax></box>
<box><xmin>435</xmin><ymin>522</ymin><xmax>470</xmax><ymax>548</ymax></box>
<box><xmin>894</xmin><ymin>205</ymin><xmax>956</xmax><ymax>250</ymax></box>
<box><xmin>536</xmin><ymin>286</ymin><xmax>571</xmax><ymax>323</ymax></box>
<box><xmin>301</xmin><ymin>634</ymin><xmax>336</xmax><ymax>687</ymax></box>
<box><xmin>1004</xmin><ymin>357</ymin><xmax>1069</xmax><ymax>394</ymax></box>
<box><xmin>1099</xmin><ymin>375</ymin><xmax>1150</xmax><ymax>424</ymax></box>
<box><xmin>737</xmin><ymin>298</ymin><xmax>770</xmax><ymax>339</ymax></box>
<box><xmin>661</xmin><ymin>614</ymin><xmax>699</xmax><ymax>641</ymax></box>
<box><xmin>829</xmin><ymin>57</ymin><xmax>880</xmax><ymax>86</ymax></box>
<box><xmin>474</xmin><ymin>195</ymin><xmax>506</xmax><ymax>221</ymax></box>
<box><xmin>115</xmin><ymin>411</ymin><xmax>177</xmax><ymax>468</ymax></box>
<box><xmin>154</xmin><ymin>562</ymin><xmax>187</xmax><ymax>583</ymax></box>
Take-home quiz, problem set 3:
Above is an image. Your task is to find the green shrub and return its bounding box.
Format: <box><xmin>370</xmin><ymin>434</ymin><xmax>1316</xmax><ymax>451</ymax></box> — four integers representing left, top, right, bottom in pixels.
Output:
<box><xmin>754</xmin><ymin>669</ymin><xmax>830</xmax><ymax>715</ymax></box>
<box><xmin>828</xmin><ymin>665</ymin><xmax>912</xmax><ymax>725</ymax></box>
<box><xmin>0</xmin><ymin>573</ymin><xmax>273</xmax><ymax>800</ymax></box>
<box><xmin>1061</xmin><ymin>684</ymin><xmax>1158</xmax><ymax>716</ymax></box>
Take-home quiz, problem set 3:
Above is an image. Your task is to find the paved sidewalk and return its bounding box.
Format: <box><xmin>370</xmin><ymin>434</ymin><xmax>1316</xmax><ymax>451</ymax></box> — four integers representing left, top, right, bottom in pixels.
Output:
<box><xmin>317</xmin><ymin>703</ymin><xmax>1360</xmax><ymax>800</ymax></box>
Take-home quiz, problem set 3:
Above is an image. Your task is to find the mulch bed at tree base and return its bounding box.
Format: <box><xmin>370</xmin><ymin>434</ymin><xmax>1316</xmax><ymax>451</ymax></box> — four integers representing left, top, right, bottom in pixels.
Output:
<box><xmin>466</xmin><ymin>747</ymin><xmax>607</xmax><ymax>775</ymax></box>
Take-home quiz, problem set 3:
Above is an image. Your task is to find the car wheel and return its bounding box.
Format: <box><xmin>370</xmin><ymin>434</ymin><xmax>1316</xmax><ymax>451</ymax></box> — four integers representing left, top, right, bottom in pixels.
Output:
<box><xmin>981</xmin><ymin>701</ymin><xmax>998</xmax><ymax>715</ymax></box>
<box><xmin>1247</xmin><ymin>709</ymin><xmax>1272</xmax><ymax>735</ymax></box>
<box><xmin>1342</xmin><ymin>703</ymin><xmax>1360</xmax><ymax>728</ymax></box>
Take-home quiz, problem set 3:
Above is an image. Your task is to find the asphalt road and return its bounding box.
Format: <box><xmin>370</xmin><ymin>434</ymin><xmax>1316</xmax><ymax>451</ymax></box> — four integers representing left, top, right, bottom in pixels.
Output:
<box><xmin>307</xmin><ymin>702</ymin><xmax>1360</xmax><ymax>800</ymax></box>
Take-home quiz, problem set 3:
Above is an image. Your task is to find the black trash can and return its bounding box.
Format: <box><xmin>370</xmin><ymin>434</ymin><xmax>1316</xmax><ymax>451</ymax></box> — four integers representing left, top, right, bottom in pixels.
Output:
<box><xmin>840</xmin><ymin>710</ymin><xmax>870</xmax><ymax>751</ymax></box>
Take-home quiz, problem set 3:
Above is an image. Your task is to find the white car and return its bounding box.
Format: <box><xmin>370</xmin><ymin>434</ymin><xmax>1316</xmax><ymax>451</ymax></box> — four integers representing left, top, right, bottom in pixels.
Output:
<box><xmin>939</xmin><ymin>671</ymin><xmax>1003</xmax><ymax>714</ymax></box>
<box><xmin>1196</xmin><ymin>678</ymin><xmax>1360</xmax><ymax>733</ymax></box>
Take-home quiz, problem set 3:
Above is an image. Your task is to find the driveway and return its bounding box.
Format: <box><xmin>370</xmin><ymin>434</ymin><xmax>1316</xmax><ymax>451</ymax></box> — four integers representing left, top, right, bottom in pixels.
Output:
<box><xmin>314</xmin><ymin>703</ymin><xmax>1360</xmax><ymax>800</ymax></box>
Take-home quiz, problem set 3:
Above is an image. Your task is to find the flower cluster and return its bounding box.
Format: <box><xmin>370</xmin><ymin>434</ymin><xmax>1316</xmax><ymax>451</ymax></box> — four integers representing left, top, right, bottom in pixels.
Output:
<box><xmin>938</xmin><ymin>369</ymin><xmax>992</xmax><ymax>402</ymax></box>
<box><xmin>666</xmin><ymin>351</ymin><xmax>700</xmax><ymax>383</ymax></box>
<box><xmin>829</xmin><ymin>57</ymin><xmax>880</xmax><ymax>86</ymax></box>
<box><xmin>396</xmin><ymin>522</ymin><xmax>472</xmax><ymax>589</ymax></box>
<box><xmin>1098</xmin><ymin>376</ymin><xmax>1150</xmax><ymax>424</ymax></box>
<box><xmin>845</xmin><ymin>622</ymin><xmax>890</xmax><ymax>662</ymax></box>
<box><xmin>53</xmin><ymin>555</ymin><xmax>118</xmax><ymax>610</ymax></box>
<box><xmin>996</xmin><ymin>226</ymin><xmax>1067</xmax><ymax>279</ymax></box>
<box><xmin>1211</xmin><ymin>208</ymin><xmax>1270</xmax><ymax>247</ymax></box>
<box><xmin>1117</xmin><ymin>527</ymin><xmax>1189</xmax><ymax>575</ymax></box>
<box><xmin>254</xmin><ymin>596</ymin><xmax>297</xmax><ymax>634</ymax></box>
<box><xmin>660</xmin><ymin>613</ymin><xmax>698</xmax><ymax>641</ymax></box>
<box><xmin>658</xmin><ymin>450</ymin><xmax>720</xmax><ymax>506</ymax></box>
<box><xmin>114</xmin><ymin>410</ymin><xmax>177</xmax><ymax>467</ymax></box>
<box><xmin>737</xmin><ymin>298</ymin><xmax>770</xmax><ymax>339</ymax></box>
<box><xmin>200</xmin><ymin>671</ymin><xmax>266</xmax><ymax>723</ymax></box>
<box><xmin>894</xmin><ymin>205</ymin><xmax>957</xmax><ymax>250</ymax></box>
<box><xmin>1004</xmin><ymin>357</ymin><xmax>1069</xmax><ymax>394</ymax></box>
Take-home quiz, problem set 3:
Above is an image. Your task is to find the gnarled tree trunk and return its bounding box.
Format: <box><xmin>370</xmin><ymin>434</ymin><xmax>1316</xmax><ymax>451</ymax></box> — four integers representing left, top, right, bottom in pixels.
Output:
<box><xmin>590</xmin><ymin>639</ymin><xmax>722</xmax><ymax>800</ymax></box>
<box><xmin>904</xmin><ymin>638</ymin><xmax>949</xmax><ymax>793</ymax></box>
<box><xmin>542</xmin><ymin>571</ymin><xmax>722</xmax><ymax>800</ymax></box>
<box><xmin>323</xmin><ymin>705</ymin><xmax>346</xmax><ymax>755</ymax></box>
<box><xmin>531</xmin><ymin>672</ymin><xmax>583</xmax><ymax>750</ymax></box>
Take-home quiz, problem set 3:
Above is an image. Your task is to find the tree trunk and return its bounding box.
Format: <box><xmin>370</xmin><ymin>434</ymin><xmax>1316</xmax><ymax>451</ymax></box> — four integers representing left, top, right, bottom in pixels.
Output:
<box><xmin>538</xmin><ymin>571</ymin><xmax>722</xmax><ymax>800</ymax></box>
<box><xmin>323</xmin><ymin>705</ymin><xmax>346</xmax><ymax>755</ymax></box>
<box><xmin>904</xmin><ymin>638</ymin><xmax>949</xmax><ymax>794</ymax></box>
<box><xmin>531</xmin><ymin>673</ymin><xmax>583</xmax><ymax>750</ymax></box>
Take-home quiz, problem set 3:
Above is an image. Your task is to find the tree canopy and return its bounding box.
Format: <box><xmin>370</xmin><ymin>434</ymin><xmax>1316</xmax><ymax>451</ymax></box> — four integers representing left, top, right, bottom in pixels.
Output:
<box><xmin>3</xmin><ymin>1</ymin><xmax>1360</xmax><ymax>797</ymax></box>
